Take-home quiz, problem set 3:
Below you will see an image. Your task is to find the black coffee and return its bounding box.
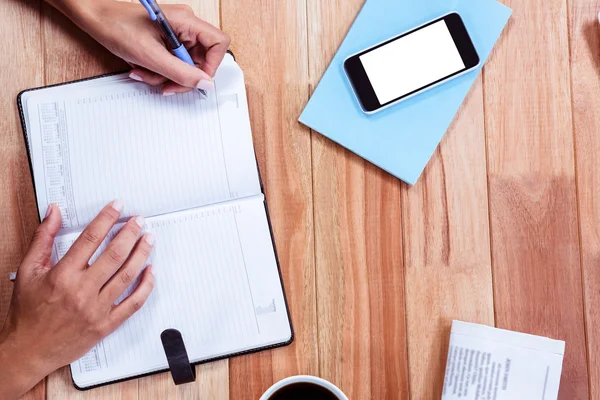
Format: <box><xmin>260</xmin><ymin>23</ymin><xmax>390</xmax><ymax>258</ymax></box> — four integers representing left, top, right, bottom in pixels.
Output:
<box><xmin>268</xmin><ymin>382</ymin><xmax>338</xmax><ymax>400</ymax></box>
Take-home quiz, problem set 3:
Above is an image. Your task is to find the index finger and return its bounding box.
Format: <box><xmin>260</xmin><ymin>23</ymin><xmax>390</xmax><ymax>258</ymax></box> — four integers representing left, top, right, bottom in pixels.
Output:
<box><xmin>60</xmin><ymin>200</ymin><xmax>124</xmax><ymax>270</ymax></box>
<box><xmin>197</xmin><ymin>40</ymin><xmax>229</xmax><ymax>78</ymax></box>
<box><xmin>191</xmin><ymin>23</ymin><xmax>230</xmax><ymax>77</ymax></box>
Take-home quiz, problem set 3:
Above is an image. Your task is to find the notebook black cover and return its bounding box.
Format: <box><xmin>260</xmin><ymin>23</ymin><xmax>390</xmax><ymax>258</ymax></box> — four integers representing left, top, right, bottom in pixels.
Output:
<box><xmin>16</xmin><ymin>51</ymin><xmax>295</xmax><ymax>391</ymax></box>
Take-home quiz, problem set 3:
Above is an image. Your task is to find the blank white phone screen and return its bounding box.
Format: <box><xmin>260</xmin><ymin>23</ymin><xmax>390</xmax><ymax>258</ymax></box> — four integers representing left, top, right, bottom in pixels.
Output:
<box><xmin>359</xmin><ymin>20</ymin><xmax>466</xmax><ymax>105</ymax></box>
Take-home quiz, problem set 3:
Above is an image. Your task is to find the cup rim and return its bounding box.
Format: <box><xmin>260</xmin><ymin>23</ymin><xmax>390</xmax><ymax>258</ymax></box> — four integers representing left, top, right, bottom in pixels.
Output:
<box><xmin>259</xmin><ymin>375</ymin><xmax>348</xmax><ymax>400</ymax></box>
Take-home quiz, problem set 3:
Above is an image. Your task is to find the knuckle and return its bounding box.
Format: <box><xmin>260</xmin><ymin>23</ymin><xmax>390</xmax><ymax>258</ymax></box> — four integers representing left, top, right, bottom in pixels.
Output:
<box><xmin>81</xmin><ymin>229</ymin><xmax>102</xmax><ymax>246</ymax></box>
<box><xmin>54</xmin><ymin>268</ymin><xmax>74</xmax><ymax>286</ymax></box>
<box><xmin>90</xmin><ymin>325</ymin><xmax>107</xmax><ymax>341</ymax></box>
<box><xmin>120</xmin><ymin>268</ymin><xmax>135</xmax><ymax>286</ymax></box>
<box><xmin>48</xmin><ymin>272</ymin><xmax>66</xmax><ymax>291</ymax></box>
<box><xmin>146</xmin><ymin>273</ymin><xmax>156</xmax><ymax>289</ymax></box>
<box><xmin>68</xmin><ymin>290</ymin><xmax>88</xmax><ymax>312</ymax></box>
<box><xmin>126</xmin><ymin>221</ymin><xmax>142</xmax><ymax>237</ymax></box>
<box><xmin>98</xmin><ymin>209</ymin><xmax>117</xmax><ymax>222</ymax></box>
<box><xmin>175</xmin><ymin>4</ymin><xmax>193</xmax><ymax>13</ymax></box>
<box><xmin>105</xmin><ymin>246</ymin><xmax>126</xmax><ymax>266</ymax></box>
<box><xmin>45</xmin><ymin>273</ymin><xmax>69</xmax><ymax>302</ymax></box>
<box><xmin>138</xmin><ymin>244</ymin><xmax>152</xmax><ymax>259</ymax></box>
<box><xmin>132</xmin><ymin>299</ymin><xmax>145</xmax><ymax>312</ymax></box>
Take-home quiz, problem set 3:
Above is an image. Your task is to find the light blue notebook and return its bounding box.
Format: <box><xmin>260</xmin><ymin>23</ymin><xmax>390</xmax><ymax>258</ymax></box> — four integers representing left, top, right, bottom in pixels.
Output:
<box><xmin>299</xmin><ymin>0</ymin><xmax>512</xmax><ymax>185</ymax></box>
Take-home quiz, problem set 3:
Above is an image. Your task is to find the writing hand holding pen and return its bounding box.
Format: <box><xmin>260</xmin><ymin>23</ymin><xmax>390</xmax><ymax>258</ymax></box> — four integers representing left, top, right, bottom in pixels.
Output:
<box><xmin>138</xmin><ymin>0</ymin><xmax>209</xmax><ymax>96</ymax></box>
<box><xmin>46</xmin><ymin>0</ymin><xmax>230</xmax><ymax>95</ymax></box>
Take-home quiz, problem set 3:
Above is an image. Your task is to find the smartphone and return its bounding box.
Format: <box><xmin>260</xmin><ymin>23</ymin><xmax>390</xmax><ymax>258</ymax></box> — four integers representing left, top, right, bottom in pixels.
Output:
<box><xmin>344</xmin><ymin>12</ymin><xmax>480</xmax><ymax>114</ymax></box>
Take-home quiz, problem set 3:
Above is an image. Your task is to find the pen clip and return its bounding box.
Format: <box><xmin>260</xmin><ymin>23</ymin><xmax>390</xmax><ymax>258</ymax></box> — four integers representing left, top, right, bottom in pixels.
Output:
<box><xmin>139</xmin><ymin>0</ymin><xmax>157</xmax><ymax>21</ymax></box>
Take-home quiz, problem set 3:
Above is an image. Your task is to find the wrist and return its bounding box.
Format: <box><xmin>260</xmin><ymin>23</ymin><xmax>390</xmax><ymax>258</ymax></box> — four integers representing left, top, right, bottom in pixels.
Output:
<box><xmin>0</xmin><ymin>328</ymin><xmax>50</xmax><ymax>399</ymax></box>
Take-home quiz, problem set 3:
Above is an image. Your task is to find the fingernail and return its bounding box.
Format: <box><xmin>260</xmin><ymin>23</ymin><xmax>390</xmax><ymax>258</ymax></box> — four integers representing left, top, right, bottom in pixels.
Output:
<box><xmin>147</xmin><ymin>265</ymin><xmax>154</xmax><ymax>276</ymax></box>
<box><xmin>163</xmin><ymin>92</ymin><xmax>175</xmax><ymax>96</ymax></box>
<box><xmin>196</xmin><ymin>79</ymin><xmax>214</xmax><ymax>91</ymax></box>
<box><xmin>111</xmin><ymin>199</ymin><xmax>124</xmax><ymax>213</ymax></box>
<box><xmin>135</xmin><ymin>216</ymin><xmax>146</xmax><ymax>228</ymax></box>
<box><xmin>129</xmin><ymin>72</ymin><xmax>143</xmax><ymax>82</ymax></box>
<box><xmin>45</xmin><ymin>204</ymin><xmax>54</xmax><ymax>218</ymax></box>
<box><xmin>145</xmin><ymin>233</ymin><xmax>156</xmax><ymax>246</ymax></box>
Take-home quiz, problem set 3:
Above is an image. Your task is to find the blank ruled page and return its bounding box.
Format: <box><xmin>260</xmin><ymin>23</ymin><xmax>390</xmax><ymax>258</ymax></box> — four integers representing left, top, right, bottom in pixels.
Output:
<box><xmin>25</xmin><ymin>54</ymin><xmax>261</xmax><ymax>230</ymax></box>
<box><xmin>54</xmin><ymin>195</ymin><xmax>291</xmax><ymax>388</ymax></box>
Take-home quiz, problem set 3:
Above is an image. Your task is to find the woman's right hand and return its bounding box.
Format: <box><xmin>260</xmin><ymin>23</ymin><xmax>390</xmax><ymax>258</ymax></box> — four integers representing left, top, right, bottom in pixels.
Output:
<box><xmin>47</xmin><ymin>0</ymin><xmax>231</xmax><ymax>95</ymax></box>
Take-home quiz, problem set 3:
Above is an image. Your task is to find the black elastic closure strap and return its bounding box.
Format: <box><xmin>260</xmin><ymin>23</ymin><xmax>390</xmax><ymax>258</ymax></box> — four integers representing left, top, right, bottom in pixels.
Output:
<box><xmin>160</xmin><ymin>329</ymin><xmax>196</xmax><ymax>385</ymax></box>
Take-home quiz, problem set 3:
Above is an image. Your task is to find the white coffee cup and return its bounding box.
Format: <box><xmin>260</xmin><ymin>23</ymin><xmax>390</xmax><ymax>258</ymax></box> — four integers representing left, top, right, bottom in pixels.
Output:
<box><xmin>260</xmin><ymin>375</ymin><xmax>348</xmax><ymax>400</ymax></box>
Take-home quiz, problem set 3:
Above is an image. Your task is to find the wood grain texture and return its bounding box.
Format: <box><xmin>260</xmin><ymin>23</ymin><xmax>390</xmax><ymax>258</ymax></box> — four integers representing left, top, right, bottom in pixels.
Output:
<box><xmin>0</xmin><ymin>0</ymin><xmax>43</xmax><ymax>322</ymax></box>
<box><xmin>137</xmin><ymin>360</ymin><xmax>228</xmax><ymax>400</ymax></box>
<box><xmin>3</xmin><ymin>0</ymin><xmax>597</xmax><ymax>398</ymax></box>
<box><xmin>221</xmin><ymin>0</ymin><xmax>318</xmax><ymax>398</ymax></box>
<box><xmin>568</xmin><ymin>1</ymin><xmax>600</xmax><ymax>398</ymax></box>
<box><xmin>0</xmin><ymin>0</ymin><xmax>44</xmax><ymax>399</ymax></box>
<box><xmin>307</xmin><ymin>1</ymin><xmax>410</xmax><ymax>399</ymax></box>
<box><xmin>403</xmin><ymin>77</ymin><xmax>495</xmax><ymax>399</ymax></box>
<box><xmin>41</xmin><ymin>4</ymin><xmax>128</xmax><ymax>85</ymax></box>
<box><xmin>483</xmin><ymin>0</ymin><xmax>588</xmax><ymax>398</ymax></box>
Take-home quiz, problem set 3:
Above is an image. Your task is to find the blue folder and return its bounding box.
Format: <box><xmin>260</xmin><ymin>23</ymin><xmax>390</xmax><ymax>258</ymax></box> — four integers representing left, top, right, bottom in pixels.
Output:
<box><xmin>299</xmin><ymin>0</ymin><xmax>512</xmax><ymax>185</ymax></box>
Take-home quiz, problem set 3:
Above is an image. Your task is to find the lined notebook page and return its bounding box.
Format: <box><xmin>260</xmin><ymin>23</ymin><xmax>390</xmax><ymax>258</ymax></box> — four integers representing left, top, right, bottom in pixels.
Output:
<box><xmin>21</xmin><ymin>73</ymin><xmax>129</xmax><ymax>162</ymax></box>
<box><xmin>53</xmin><ymin>195</ymin><xmax>291</xmax><ymax>388</ymax></box>
<box><xmin>25</xmin><ymin>54</ymin><xmax>261</xmax><ymax>230</ymax></box>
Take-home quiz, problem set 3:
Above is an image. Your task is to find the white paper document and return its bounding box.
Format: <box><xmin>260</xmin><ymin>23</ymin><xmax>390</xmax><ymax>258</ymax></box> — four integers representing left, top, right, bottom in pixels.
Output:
<box><xmin>442</xmin><ymin>320</ymin><xmax>565</xmax><ymax>400</ymax></box>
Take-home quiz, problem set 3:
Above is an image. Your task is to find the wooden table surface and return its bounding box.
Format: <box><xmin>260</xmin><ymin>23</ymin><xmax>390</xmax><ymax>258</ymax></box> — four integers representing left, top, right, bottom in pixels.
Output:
<box><xmin>1</xmin><ymin>0</ymin><xmax>599</xmax><ymax>398</ymax></box>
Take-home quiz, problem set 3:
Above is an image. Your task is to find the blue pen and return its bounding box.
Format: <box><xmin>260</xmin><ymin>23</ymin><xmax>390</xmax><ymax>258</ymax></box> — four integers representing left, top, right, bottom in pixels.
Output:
<box><xmin>138</xmin><ymin>0</ymin><xmax>207</xmax><ymax>96</ymax></box>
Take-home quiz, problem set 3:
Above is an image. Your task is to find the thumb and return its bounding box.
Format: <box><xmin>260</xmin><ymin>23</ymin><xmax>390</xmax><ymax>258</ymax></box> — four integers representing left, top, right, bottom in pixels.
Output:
<box><xmin>20</xmin><ymin>204</ymin><xmax>62</xmax><ymax>277</ymax></box>
<box><xmin>146</xmin><ymin>47</ymin><xmax>214</xmax><ymax>90</ymax></box>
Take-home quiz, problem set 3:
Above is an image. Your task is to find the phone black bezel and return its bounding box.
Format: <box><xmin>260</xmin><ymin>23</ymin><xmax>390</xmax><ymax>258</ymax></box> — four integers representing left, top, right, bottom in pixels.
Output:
<box><xmin>343</xmin><ymin>13</ymin><xmax>480</xmax><ymax>113</ymax></box>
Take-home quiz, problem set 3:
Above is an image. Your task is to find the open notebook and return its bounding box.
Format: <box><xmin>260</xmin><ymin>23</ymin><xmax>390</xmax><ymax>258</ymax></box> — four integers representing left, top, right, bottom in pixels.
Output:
<box><xmin>17</xmin><ymin>53</ymin><xmax>293</xmax><ymax>389</ymax></box>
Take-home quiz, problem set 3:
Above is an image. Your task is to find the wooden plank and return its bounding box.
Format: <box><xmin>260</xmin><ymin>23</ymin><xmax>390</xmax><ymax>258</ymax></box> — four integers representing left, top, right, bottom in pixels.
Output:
<box><xmin>568</xmin><ymin>1</ymin><xmax>600</xmax><ymax>398</ymax></box>
<box><xmin>41</xmin><ymin>2</ymin><xmax>132</xmax><ymax>399</ymax></box>
<box><xmin>483</xmin><ymin>0</ymin><xmax>588</xmax><ymax>398</ymax></box>
<box><xmin>221</xmin><ymin>1</ymin><xmax>317</xmax><ymax>398</ymax></box>
<box><xmin>0</xmin><ymin>0</ymin><xmax>43</xmax><ymax>325</ymax></box>
<box><xmin>402</xmin><ymin>77</ymin><xmax>495</xmax><ymax>398</ymax></box>
<box><xmin>0</xmin><ymin>0</ymin><xmax>44</xmax><ymax>398</ymax></box>
<box><xmin>137</xmin><ymin>360</ymin><xmax>228</xmax><ymax>400</ymax></box>
<box><xmin>307</xmin><ymin>1</ymin><xmax>409</xmax><ymax>398</ymax></box>
<box><xmin>41</xmin><ymin>3</ymin><xmax>129</xmax><ymax>85</ymax></box>
<box><xmin>134</xmin><ymin>1</ymin><xmax>229</xmax><ymax>399</ymax></box>
<box><xmin>47</xmin><ymin>368</ymin><xmax>138</xmax><ymax>400</ymax></box>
